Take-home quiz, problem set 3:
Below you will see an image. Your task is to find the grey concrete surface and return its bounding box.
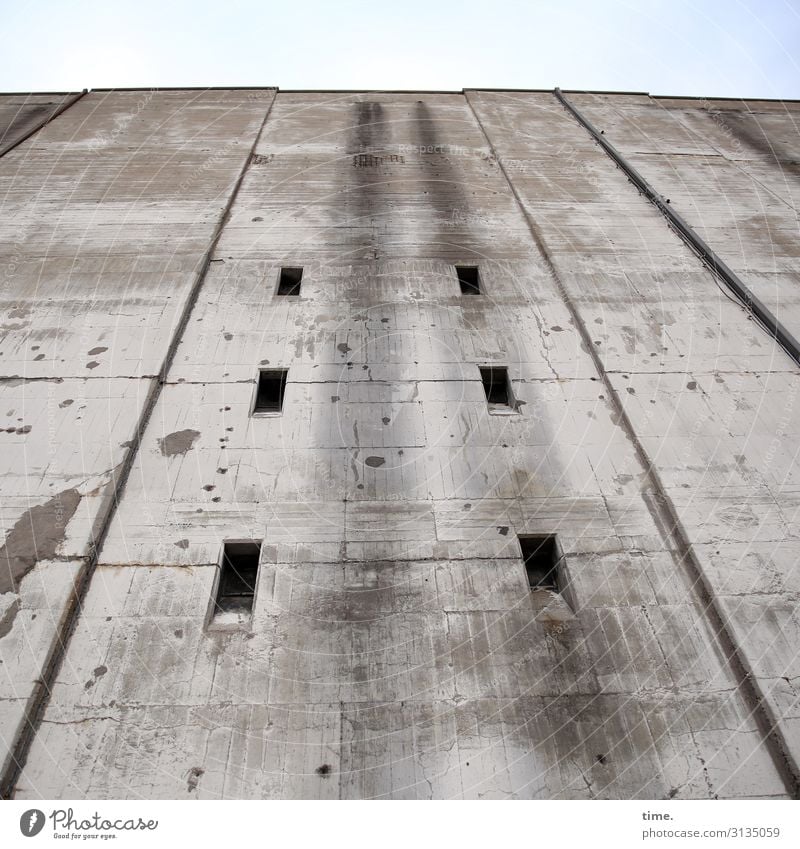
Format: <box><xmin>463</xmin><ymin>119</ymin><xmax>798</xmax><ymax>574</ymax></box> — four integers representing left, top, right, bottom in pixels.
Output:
<box><xmin>0</xmin><ymin>87</ymin><xmax>274</xmax><ymax>782</ymax></box>
<box><xmin>0</xmin><ymin>92</ymin><xmax>79</xmax><ymax>157</ymax></box>
<box><xmin>0</xmin><ymin>88</ymin><xmax>797</xmax><ymax>799</ymax></box>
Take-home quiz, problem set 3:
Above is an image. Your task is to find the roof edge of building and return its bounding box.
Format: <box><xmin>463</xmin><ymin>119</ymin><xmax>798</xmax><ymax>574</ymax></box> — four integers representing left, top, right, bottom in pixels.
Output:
<box><xmin>0</xmin><ymin>86</ymin><xmax>797</xmax><ymax>103</ymax></box>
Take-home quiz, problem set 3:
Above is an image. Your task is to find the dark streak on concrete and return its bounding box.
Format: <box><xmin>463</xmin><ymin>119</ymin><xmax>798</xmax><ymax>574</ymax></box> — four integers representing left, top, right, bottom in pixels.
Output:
<box><xmin>0</xmin><ymin>488</ymin><xmax>81</xmax><ymax>595</ymax></box>
<box><xmin>722</xmin><ymin>112</ymin><xmax>800</xmax><ymax>176</ymax></box>
<box><xmin>349</xmin><ymin>101</ymin><xmax>390</xmax><ymax>255</ymax></box>
<box><xmin>414</xmin><ymin>101</ymin><xmax>470</xmax><ymax>250</ymax></box>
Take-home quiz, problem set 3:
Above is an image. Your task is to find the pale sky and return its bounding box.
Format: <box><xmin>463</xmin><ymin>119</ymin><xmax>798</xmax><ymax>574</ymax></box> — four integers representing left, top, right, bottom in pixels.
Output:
<box><xmin>0</xmin><ymin>0</ymin><xmax>798</xmax><ymax>97</ymax></box>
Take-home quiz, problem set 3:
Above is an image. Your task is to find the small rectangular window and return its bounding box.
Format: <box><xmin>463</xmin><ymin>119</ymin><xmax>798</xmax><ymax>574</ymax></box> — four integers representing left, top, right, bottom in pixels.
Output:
<box><xmin>519</xmin><ymin>536</ymin><xmax>560</xmax><ymax>591</ymax></box>
<box><xmin>253</xmin><ymin>369</ymin><xmax>288</xmax><ymax>414</ymax></box>
<box><xmin>215</xmin><ymin>541</ymin><xmax>261</xmax><ymax>613</ymax></box>
<box><xmin>456</xmin><ymin>266</ymin><xmax>481</xmax><ymax>295</ymax></box>
<box><xmin>277</xmin><ymin>267</ymin><xmax>303</xmax><ymax>296</ymax></box>
<box><xmin>480</xmin><ymin>366</ymin><xmax>511</xmax><ymax>410</ymax></box>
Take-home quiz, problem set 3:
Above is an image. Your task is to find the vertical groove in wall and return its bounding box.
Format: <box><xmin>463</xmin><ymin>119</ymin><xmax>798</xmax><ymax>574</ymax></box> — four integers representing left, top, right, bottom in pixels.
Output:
<box><xmin>463</xmin><ymin>88</ymin><xmax>800</xmax><ymax>798</ymax></box>
<box><xmin>0</xmin><ymin>90</ymin><xmax>88</xmax><ymax>159</ymax></box>
<box><xmin>0</xmin><ymin>90</ymin><xmax>278</xmax><ymax>800</ymax></box>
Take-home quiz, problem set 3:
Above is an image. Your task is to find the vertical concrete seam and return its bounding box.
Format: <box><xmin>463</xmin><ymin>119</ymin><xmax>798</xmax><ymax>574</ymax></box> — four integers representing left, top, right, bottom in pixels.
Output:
<box><xmin>553</xmin><ymin>88</ymin><xmax>800</xmax><ymax>369</ymax></box>
<box><xmin>0</xmin><ymin>89</ymin><xmax>88</xmax><ymax>159</ymax></box>
<box><xmin>463</xmin><ymin>87</ymin><xmax>800</xmax><ymax>798</ymax></box>
<box><xmin>0</xmin><ymin>89</ymin><xmax>278</xmax><ymax>799</ymax></box>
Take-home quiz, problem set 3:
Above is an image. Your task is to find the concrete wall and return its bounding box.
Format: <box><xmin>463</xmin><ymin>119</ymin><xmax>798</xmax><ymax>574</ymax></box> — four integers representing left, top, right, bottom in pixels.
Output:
<box><xmin>1</xmin><ymin>89</ymin><xmax>798</xmax><ymax>799</ymax></box>
<box><xmin>571</xmin><ymin>93</ymin><xmax>800</xmax><ymax>334</ymax></box>
<box><xmin>0</xmin><ymin>88</ymin><xmax>274</xmax><ymax>782</ymax></box>
<box><xmin>561</xmin><ymin>90</ymin><xmax>800</xmax><ymax>788</ymax></box>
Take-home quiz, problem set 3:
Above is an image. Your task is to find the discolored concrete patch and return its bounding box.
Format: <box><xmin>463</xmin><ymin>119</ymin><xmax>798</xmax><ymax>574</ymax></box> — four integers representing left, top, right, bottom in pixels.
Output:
<box><xmin>0</xmin><ymin>488</ymin><xmax>81</xmax><ymax>595</ymax></box>
<box><xmin>157</xmin><ymin>429</ymin><xmax>201</xmax><ymax>457</ymax></box>
<box><xmin>186</xmin><ymin>766</ymin><xmax>204</xmax><ymax>793</ymax></box>
<box><xmin>0</xmin><ymin>598</ymin><xmax>20</xmax><ymax>638</ymax></box>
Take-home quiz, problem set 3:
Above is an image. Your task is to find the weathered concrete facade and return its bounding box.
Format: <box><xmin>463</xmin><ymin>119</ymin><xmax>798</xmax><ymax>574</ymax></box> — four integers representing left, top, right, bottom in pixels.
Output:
<box><xmin>0</xmin><ymin>88</ymin><xmax>798</xmax><ymax>799</ymax></box>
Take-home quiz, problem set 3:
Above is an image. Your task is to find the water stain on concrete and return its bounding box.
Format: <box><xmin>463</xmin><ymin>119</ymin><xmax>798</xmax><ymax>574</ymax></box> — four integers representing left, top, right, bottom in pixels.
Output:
<box><xmin>157</xmin><ymin>429</ymin><xmax>201</xmax><ymax>457</ymax></box>
<box><xmin>0</xmin><ymin>487</ymin><xmax>82</xmax><ymax>596</ymax></box>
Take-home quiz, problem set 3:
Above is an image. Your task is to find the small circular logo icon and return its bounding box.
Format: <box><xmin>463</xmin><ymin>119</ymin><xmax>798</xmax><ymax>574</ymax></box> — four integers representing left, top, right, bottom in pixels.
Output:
<box><xmin>20</xmin><ymin>809</ymin><xmax>45</xmax><ymax>837</ymax></box>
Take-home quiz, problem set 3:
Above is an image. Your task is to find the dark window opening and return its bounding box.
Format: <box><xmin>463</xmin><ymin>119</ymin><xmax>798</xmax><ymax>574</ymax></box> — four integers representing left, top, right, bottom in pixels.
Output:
<box><xmin>277</xmin><ymin>267</ymin><xmax>303</xmax><ymax>296</ymax></box>
<box><xmin>480</xmin><ymin>366</ymin><xmax>511</xmax><ymax>408</ymax></box>
<box><xmin>254</xmin><ymin>369</ymin><xmax>288</xmax><ymax>414</ymax></box>
<box><xmin>456</xmin><ymin>266</ymin><xmax>481</xmax><ymax>295</ymax></box>
<box><xmin>520</xmin><ymin>535</ymin><xmax>560</xmax><ymax>591</ymax></box>
<box><xmin>215</xmin><ymin>541</ymin><xmax>261</xmax><ymax>613</ymax></box>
